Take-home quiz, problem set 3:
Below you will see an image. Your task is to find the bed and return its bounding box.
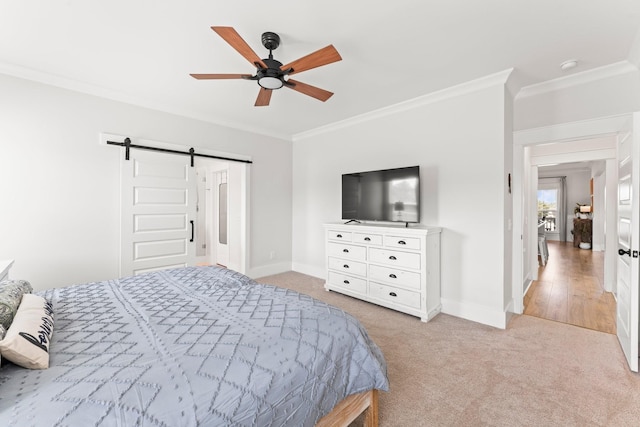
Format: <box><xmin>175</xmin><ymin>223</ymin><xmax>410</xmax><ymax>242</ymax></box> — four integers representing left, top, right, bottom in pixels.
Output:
<box><xmin>0</xmin><ymin>266</ymin><xmax>389</xmax><ymax>426</ymax></box>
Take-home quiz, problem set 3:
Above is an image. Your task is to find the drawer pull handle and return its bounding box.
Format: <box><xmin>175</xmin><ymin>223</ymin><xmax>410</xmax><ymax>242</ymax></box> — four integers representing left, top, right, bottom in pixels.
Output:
<box><xmin>389</xmin><ymin>292</ymin><xmax>397</xmax><ymax>297</ymax></box>
<box><xmin>364</xmin><ymin>237</ymin><xmax>371</xmax><ymax>241</ymax></box>
<box><xmin>344</xmin><ymin>280</ymin><xmax>350</xmax><ymax>285</ymax></box>
<box><xmin>343</xmin><ymin>249</ymin><xmax>349</xmax><ymax>253</ymax></box>
<box><xmin>336</xmin><ymin>234</ymin><xmax>343</xmax><ymax>238</ymax></box>
<box><xmin>389</xmin><ymin>274</ymin><xmax>397</xmax><ymax>279</ymax></box>
<box><xmin>343</xmin><ymin>264</ymin><xmax>349</xmax><ymax>269</ymax></box>
<box><xmin>389</xmin><ymin>255</ymin><xmax>397</xmax><ymax>260</ymax></box>
<box><xmin>398</xmin><ymin>240</ymin><xmax>406</xmax><ymax>245</ymax></box>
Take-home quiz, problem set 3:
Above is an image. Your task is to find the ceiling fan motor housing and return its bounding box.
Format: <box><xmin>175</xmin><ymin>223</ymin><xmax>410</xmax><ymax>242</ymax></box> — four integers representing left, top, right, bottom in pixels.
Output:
<box><xmin>261</xmin><ymin>32</ymin><xmax>280</xmax><ymax>51</ymax></box>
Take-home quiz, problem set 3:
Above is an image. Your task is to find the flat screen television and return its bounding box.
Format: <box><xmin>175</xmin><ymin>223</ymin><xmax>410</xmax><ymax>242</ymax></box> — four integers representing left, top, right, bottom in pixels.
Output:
<box><xmin>342</xmin><ymin>166</ymin><xmax>420</xmax><ymax>224</ymax></box>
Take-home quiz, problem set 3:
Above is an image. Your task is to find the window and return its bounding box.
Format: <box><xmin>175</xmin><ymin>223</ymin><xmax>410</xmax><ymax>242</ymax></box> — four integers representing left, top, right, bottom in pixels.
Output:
<box><xmin>538</xmin><ymin>188</ymin><xmax>557</xmax><ymax>231</ymax></box>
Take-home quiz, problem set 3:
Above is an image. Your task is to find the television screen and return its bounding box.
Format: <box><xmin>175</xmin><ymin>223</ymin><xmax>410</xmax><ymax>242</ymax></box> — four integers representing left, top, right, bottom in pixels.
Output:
<box><xmin>342</xmin><ymin>166</ymin><xmax>420</xmax><ymax>223</ymax></box>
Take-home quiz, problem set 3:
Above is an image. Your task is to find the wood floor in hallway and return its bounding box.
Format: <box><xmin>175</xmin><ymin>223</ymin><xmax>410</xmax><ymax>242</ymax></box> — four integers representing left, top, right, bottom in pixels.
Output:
<box><xmin>523</xmin><ymin>240</ymin><xmax>616</xmax><ymax>334</ymax></box>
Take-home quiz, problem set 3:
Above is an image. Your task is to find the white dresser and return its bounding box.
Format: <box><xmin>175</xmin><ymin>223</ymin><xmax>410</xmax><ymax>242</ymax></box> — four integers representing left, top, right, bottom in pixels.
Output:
<box><xmin>324</xmin><ymin>223</ymin><xmax>441</xmax><ymax>322</ymax></box>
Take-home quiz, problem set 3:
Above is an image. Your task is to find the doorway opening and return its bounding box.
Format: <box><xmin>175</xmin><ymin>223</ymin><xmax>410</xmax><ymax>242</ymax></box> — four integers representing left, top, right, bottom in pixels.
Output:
<box><xmin>513</xmin><ymin>113</ymin><xmax>639</xmax><ymax>371</ymax></box>
<box><xmin>195</xmin><ymin>158</ymin><xmax>248</xmax><ymax>272</ymax></box>
<box><xmin>524</xmin><ymin>159</ymin><xmax>616</xmax><ymax>334</ymax></box>
<box><xmin>512</xmin><ymin>118</ymin><xmax>621</xmax><ymax>314</ymax></box>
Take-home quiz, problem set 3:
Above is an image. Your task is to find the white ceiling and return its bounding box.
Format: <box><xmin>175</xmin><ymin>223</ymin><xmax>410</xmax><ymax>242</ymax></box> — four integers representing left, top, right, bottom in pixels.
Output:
<box><xmin>1</xmin><ymin>1</ymin><xmax>639</xmax><ymax>140</ymax></box>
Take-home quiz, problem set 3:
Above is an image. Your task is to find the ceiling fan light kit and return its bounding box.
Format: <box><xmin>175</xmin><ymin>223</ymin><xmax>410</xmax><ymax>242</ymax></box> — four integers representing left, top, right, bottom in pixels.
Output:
<box><xmin>190</xmin><ymin>26</ymin><xmax>342</xmax><ymax>106</ymax></box>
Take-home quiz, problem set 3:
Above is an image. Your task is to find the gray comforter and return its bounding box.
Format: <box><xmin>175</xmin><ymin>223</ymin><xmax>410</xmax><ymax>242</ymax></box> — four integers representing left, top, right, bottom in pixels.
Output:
<box><xmin>0</xmin><ymin>266</ymin><xmax>388</xmax><ymax>426</ymax></box>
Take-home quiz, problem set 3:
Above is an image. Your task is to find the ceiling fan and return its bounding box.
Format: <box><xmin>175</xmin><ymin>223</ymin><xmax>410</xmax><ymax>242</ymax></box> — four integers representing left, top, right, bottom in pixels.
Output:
<box><xmin>190</xmin><ymin>26</ymin><xmax>342</xmax><ymax>107</ymax></box>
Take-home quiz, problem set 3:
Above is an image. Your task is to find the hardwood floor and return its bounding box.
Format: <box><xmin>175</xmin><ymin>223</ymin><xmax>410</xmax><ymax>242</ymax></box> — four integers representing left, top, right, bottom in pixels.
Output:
<box><xmin>523</xmin><ymin>241</ymin><xmax>616</xmax><ymax>334</ymax></box>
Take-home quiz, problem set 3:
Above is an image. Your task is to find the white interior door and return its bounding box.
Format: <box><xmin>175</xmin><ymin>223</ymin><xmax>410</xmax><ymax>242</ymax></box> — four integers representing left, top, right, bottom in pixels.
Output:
<box><xmin>121</xmin><ymin>149</ymin><xmax>196</xmax><ymax>276</ymax></box>
<box><xmin>616</xmin><ymin>113</ymin><xmax>639</xmax><ymax>372</ymax></box>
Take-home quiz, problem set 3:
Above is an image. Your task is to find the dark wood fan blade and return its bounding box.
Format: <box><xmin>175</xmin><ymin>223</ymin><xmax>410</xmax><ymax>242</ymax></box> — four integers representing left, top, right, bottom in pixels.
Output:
<box><xmin>211</xmin><ymin>27</ymin><xmax>266</xmax><ymax>68</ymax></box>
<box><xmin>190</xmin><ymin>73</ymin><xmax>252</xmax><ymax>79</ymax></box>
<box><xmin>255</xmin><ymin>88</ymin><xmax>272</xmax><ymax>106</ymax></box>
<box><xmin>280</xmin><ymin>45</ymin><xmax>342</xmax><ymax>76</ymax></box>
<box><xmin>286</xmin><ymin>79</ymin><xmax>334</xmax><ymax>102</ymax></box>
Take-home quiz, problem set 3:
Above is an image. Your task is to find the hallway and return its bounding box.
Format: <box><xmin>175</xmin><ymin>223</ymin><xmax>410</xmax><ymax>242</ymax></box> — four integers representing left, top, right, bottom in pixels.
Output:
<box><xmin>523</xmin><ymin>241</ymin><xmax>616</xmax><ymax>334</ymax></box>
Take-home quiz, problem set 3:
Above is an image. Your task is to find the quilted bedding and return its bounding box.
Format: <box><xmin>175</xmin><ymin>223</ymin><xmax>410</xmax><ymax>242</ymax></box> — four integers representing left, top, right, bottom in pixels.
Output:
<box><xmin>0</xmin><ymin>266</ymin><xmax>388</xmax><ymax>426</ymax></box>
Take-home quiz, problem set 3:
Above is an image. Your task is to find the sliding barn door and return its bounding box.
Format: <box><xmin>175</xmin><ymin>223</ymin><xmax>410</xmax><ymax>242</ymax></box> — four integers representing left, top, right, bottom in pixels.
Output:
<box><xmin>616</xmin><ymin>113</ymin><xmax>639</xmax><ymax>372</ymax></box>
<box><xmin>120</xmin><ymin>150</ymin><xmax>196</xmax><ymax>276</ymax></box>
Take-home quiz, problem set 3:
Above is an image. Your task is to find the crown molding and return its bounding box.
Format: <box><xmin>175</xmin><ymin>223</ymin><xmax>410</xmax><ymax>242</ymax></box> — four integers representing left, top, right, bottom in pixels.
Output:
<box><xmin>293</xmin><ymin>68</ymin><xmax>514</xmax><ymax>142</ymax></box>
<box><xmin>0</xmin><ymin>61</ymin><xmax>291</xmax><ymax>141</ymax></box>
<box><xmin>628</xmin><ymin>26</ymin><xmax>640</xmax><ymax>69</ymax></box>
<box><xmin>515</xmin><ymin>61</ymin><xmax>639</xmax><ymax>99</ymax></box>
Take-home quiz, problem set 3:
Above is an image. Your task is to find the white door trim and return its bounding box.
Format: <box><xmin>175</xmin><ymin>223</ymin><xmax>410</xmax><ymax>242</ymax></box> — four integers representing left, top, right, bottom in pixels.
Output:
<box><xmin>512</xmin><ymin>114</ymin><xmax>631</xmax><ymax>314</ymax></box>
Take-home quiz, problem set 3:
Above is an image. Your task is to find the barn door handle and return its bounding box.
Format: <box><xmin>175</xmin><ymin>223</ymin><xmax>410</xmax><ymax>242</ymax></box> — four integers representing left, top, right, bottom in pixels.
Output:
<box><xmin>190</xmin><ymin>220</ymin><xmax>194</xmax><ymax>242</ymax></box>
<box><xmin>619</xmin><ymin>248</ymin><xmax>631</xmax><ymax>257</ymax></box>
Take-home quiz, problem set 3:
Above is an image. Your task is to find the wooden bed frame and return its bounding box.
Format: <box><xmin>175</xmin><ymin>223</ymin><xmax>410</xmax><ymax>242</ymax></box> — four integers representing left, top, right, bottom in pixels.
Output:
<box><xmin>316</xmin><ymin>389</ymin><xmax>379</xmax><ymax>427</ymax></box>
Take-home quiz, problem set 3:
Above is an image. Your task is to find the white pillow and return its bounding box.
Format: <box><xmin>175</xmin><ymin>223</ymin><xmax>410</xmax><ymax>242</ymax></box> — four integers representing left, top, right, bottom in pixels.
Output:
<box><xmin>0</xmin><ymin>294</ymin><xmax>54</xmax><ymax>369</ymax></box>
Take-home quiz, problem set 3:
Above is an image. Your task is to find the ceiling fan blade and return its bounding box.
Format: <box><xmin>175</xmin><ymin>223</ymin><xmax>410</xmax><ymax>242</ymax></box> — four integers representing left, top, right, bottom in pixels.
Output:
<box><xmin>190</xmin><ymin>73</ymin><xmax>252</xmax><ymax>79</ymax></box>
<box><xmin>286</xmin><ymin>79</ymin><xmax>334</xmax><ymax>102</ymax></box>
<box><xmin>280</xmin><ymin>45</ymin><xmax>342</xmax><ymax>76</ymax></box>
<box><xmin>211</xmin><ymin>26</ymin><xmax>267</xmax><ymax>68</ymax></box>
<box><xmin>255</xmin><ymin>88</ymin><xmax>272</xmax><ymax>106</ymax></box>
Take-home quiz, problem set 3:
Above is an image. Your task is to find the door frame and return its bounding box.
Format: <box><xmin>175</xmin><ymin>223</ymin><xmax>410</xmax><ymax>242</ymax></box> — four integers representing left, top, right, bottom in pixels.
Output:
<box><xmin>512</xmin><ymin>114</ymin><xmax>631</xmax><ymax>314</ymax></box>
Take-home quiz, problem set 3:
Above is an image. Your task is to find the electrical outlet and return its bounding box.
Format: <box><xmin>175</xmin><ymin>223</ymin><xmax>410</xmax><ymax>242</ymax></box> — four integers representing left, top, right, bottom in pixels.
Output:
<box><xmin>269</xmin><ymin>251</ymin><xmax>276</xmax><ymax>260</ymax></box>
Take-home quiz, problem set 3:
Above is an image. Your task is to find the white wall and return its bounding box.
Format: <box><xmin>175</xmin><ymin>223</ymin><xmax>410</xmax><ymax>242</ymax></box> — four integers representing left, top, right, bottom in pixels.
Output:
<box><xmin>0</xmin><ymin>73</ymin><xmax>293</xmax><ymax>290</ymax></box>
<box><xmin>514</xmin><ymin>66</ymin><xmax>640</xmax><ymax>131</ymax></box>
<box><xmin>565</xmin><ymin>171</ymin><xmax>592</xmax><ymax>213</ymax></box>
<box><xmin>502</xmin><ymin>83</ymin><xmax>515</xmax><ymax>313</ymax></box>
<box><xmin>292</xmin><ymin>79</ymin><xmax>511</xmax><ymax>327</ymax></box>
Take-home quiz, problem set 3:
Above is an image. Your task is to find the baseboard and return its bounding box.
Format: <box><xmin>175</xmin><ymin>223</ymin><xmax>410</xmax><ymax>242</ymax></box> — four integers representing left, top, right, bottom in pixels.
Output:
<box><xmin>291</xmin><ymin>262</ymin><xmax>326</xmax><ymax>280</ymax></box>
<box><xmin>592</xmin><ymin>243</ymin><xmax>604</xmax><ymax>252</ymax></box>
<box><xmin>441</xmin><ymin>298</ymin><xmax>509</xmax><ymax>329</ymax></box>
<box><xmin>247</xmin><ymin>262</ymin><xmax>292</xmax><ymax>279</ymax></box>
<box><xmin>504</xmin><ymin>298</ymin><xmax>515</xmax><ymax>314</ymax></box>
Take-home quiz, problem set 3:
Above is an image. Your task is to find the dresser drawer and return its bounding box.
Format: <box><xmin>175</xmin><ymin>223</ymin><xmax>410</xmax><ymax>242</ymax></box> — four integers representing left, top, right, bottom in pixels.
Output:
<box><xmin>328</xmin><ymin>257</ymin><xmax>367</xmax><ymax>277</ymax></box>
<box><xmin>369</xmin><ymin>264</ymin><xmax>421</xmax><ymax>290</ymax></box>
<box><xmin>328</xmin><ymin>271</ymin><xmax>367</xmax><ymax>294</ymax></box>
<box><xmin>369</xmin><ymin>282</ymin><xmax>421</xmax><ymax>309</ymax></box>
<box><xmin>369</xmin><ymin>248</ymin><xmax>420</xmax><ymax>269</ymax></box>
<box><xmin>384</xmin><ymin>235</ymin><xmax>421</xmax><ymax>250</ymax></box>
<box><xmin>328</xmin><ymin>242</ymin><xmax>367</xmax><ymax>261</ymax></box>
<box><xmin>353</xmin><ymin>232</ymin><xmax>383</xmax><ymax>245</ymax></box>
<box><xmin>327</xmin><ymin>230</ymin><xmax>352</xmax><ymax>242</ymax></box>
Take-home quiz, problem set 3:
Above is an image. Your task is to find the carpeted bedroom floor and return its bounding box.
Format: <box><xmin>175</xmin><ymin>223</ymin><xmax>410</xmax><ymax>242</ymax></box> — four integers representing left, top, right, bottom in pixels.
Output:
<box><xmin>256</xmin><ymin>271</ymin><xmax>640</xmax><ymax>427</ymax></box>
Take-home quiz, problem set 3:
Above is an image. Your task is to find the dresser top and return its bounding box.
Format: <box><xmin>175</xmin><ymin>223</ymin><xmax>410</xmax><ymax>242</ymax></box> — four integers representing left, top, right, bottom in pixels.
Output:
<box><xmin>324</xmin><ymin>222</ymin><xmax>441</xmax><ymax>234</ymax></box>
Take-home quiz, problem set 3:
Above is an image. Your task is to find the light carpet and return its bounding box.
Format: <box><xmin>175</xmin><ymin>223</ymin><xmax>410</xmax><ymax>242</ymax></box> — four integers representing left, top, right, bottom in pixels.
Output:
<box><xmin>256</xmin><ymin>271</ymin><xmax>640</xmax><ymax>427</ymax></box>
